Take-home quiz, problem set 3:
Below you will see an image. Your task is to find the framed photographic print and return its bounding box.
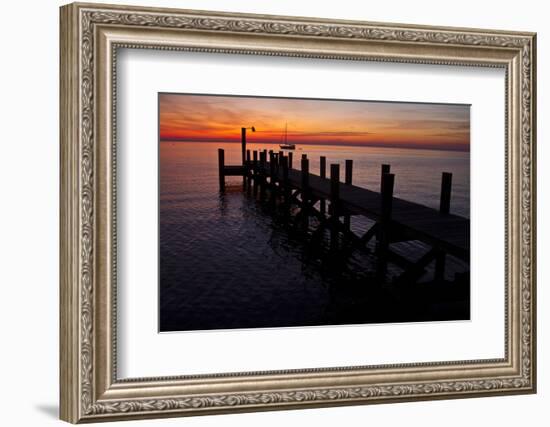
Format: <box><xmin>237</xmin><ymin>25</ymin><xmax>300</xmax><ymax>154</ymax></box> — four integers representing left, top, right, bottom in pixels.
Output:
<box><xmin>60</xmin><ymin>2</ymin><xmax>537</xmax><ymax>423</ymax></box>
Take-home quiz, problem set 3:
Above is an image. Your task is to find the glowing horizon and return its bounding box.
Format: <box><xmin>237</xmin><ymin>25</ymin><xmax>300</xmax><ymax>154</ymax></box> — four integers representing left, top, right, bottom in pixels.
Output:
<box><xmin>159</xmin><ymin>93</ymin><xmax>470</xmax><ymax>152</ymax></box>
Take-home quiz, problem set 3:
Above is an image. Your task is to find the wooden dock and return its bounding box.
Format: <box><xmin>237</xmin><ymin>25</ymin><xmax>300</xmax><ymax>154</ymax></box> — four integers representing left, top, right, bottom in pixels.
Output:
<box><xmin>218</xmin><ymin>147</ymin><xmax>469</xmax><ymax>285</ymax></box>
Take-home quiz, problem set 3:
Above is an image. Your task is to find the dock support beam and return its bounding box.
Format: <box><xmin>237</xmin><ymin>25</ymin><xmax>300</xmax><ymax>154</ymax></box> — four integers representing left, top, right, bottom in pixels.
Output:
<box><xmin>435</xmin><ymin>172</ymin><xmax>453</xmax><ymax>281</ymax></box>
<box><xmin>344</xmin><ymin>159</ymin><xmax>353</xmax><ymax>230</ymax></box>
<box><xmin>281</xmin><ymin>156</ymin><xmax>290</xmax><ymax>213</ymax></box>
<box><xmin>439</xmin><ymin>172</ymin><xmax>452</xmax><ymax>214</ymax></box>
<box><xmin>377</xmin><ymin>172</ymin><xmax>395</xmax><ymax>279</ymax></box>
<box><xmin>252</xmin><ymin>150</ymin><xmax>258</xmax><ymax>196</ymax></box>
<box><xmin>245</xmin><ymin>149</ymin><xmax>251</xmax><ymax>189</ymax></box>
<box><xmin>320</xmin><ymin>156</ymin><xmax>326</xmax><ymax>216</ymax></box>
<box><xmin>288</xmin><ymin>152</ymin><xmax>293</xmax><ymax>169</ymax></box>
<box><xmin>301</xmin><ymin>157</ymin><xmax>310</xmax><ymax>230</ymax></box>
<box><xmin>380</xmin><ymin>164</ymin><xmax>391</xmax><ymax>191</ymax></box>
<box><xmin>241</xmin><ymin>128</ymin><xmax>246</xmax><ymax>165</ymax></box>
<box><xmin>269</xmin><ymin>151</ymin><xmax>277</xmax><ymax>205</ymax></box>
<box><xmin>330</xmin><ymin>164</ymin><xmax>340</xmax><ymax>251</ymax></box>
<box><xmin>218</xmin><ymin>148</ymin><xmax>225</xmax><ymax>191</ymax></box>
<box><xmin>259</xmin><ymin>150</ymin><xmax>267</xmax><ymax>199</ymax></box>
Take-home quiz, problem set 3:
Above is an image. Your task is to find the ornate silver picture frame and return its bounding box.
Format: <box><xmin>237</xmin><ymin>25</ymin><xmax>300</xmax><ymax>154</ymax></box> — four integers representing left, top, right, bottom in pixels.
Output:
<box><xmin>60</xmin><ymin>2</ymin><xmax>536</xmax><ymax>423</ymax></box>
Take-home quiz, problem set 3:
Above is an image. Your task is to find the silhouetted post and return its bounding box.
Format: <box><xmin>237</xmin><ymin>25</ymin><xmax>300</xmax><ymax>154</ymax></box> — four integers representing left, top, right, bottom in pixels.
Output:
<box><xmin>252</xmin><ymin>150</ymin><xmax>259</xmax><ymax>196</ymax></box>
<box><xmin>241</xmin><ymin>127</ymin><xmax>246</xmax><ymax>165</ymax></box>
<box><xmin>330</xmin><ymin>164</ymin><xmax>340</xmax><ymax>251</ymax></box>
<box><xmin>264</xmin><ymin>150</ymin><xmax>268</xmax><ymax>177</ymax></box>
<box><xmin>439</xmin><ymin>172</ymin><xmax>452</xmax><ymax>215</ymax></box>
<box><xmin>269</xmin><ymin>151</ymin><xmax>277</xmax><ymax>180</ymax></box>
<box><xmin>345</xmin><ymin>160</ymin><xmax>353</xmax><ymax>185</ymax></box>
<box><xmin>301</xmin><ymin>153</ymin><xmax>307</xmax><ymax>161</ymax></box>
<box><xmin>276</xmin><ymin>151</ymin><xmax>283</xmax><ymax>175</ymax></box>
<box><xmin>381</xmin><ymin>174</ymin><xmax>394</xmax><ymax>224</ymax></box>
<box><xmin>301</xmin><ymin>157</ymin><xmax>310</xmax><ymax>230</ymax></box>
<box><xmin>259</xmin><ymin>151</ymin><xmax>267</xmax><ymax>199</ymax></box>
<box><xmin>380</xmin><ymin>164</ymin><xmax>391</xmax><ymax>191</ymax></box>
<box><xmin>245</xmin><ymin>149</ymin><xmax>252</xmax><ymax>184</ymax></box>
<box><xmin>281</xmin><ymin>156</ymin><xmax>290</xmax><ymax>209</ymax></box>
<box><xmin>320</xmin><ymin>156</ymin><xmax>327</xmax><ymax>216</ymax></box>
<box><xmin>218</xmin><ymin>148</ymin><xmax>225</xmax><ymax>191</ymax></box>
<box><xmin>252</xmin><ymin>150</ymin><xmax>258</xmax><ymax>174</ymax></box>
<box><xmin>377</xmin><ymin>172</ymin><xmax>395</xmax><ymax>280</ymax></box>
<box><xmin>344</xmin><ymin>159</ymin><xmax>353</xmax><ymax>230</ymax></box>
<box><xmin>435</xmin><ymin>172</ymin><xmax>453</xmax><ymax>281</ymax></box>
<box><xmin>288</xmin><ymin>152</ymin><xmax>293</xmax><ymax>169</ymax></box>
<box><xmin>269</xmin><ymin>151</ymin><xmax>277</xmax><ymax>203</ymax></box>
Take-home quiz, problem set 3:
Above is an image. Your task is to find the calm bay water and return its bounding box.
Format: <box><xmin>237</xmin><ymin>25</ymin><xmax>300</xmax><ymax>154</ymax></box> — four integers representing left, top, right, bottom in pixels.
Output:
<box><xmin>159</xmin><ymin>142</ymin><xmax>470</xmax><ymax>332</ymax></box>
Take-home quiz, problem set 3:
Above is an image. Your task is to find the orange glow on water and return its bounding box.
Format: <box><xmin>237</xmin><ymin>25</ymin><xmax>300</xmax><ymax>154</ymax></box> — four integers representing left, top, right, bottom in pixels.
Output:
<box><xmin>159</xmin><ymin>93</ymin><xmax>470</xmax><ymax>151</ymax></box>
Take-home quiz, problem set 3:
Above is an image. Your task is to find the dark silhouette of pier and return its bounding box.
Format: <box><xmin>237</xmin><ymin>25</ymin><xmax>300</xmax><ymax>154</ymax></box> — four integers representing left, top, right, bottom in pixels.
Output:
<box><xmin>218</xmin><ymin>145</ymin><xmax>469</xmax><ymax>285</ymax></box>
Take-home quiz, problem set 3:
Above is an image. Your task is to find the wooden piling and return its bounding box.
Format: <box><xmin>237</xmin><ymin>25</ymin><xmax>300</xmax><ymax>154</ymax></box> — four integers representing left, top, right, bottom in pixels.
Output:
<box><xmin>301</xmin><ymin>157</ymin><xmax>309</xmax><ymax>190</ymax></box>
<box><xmin>288</xmin><ymin>152</ymin><xmax>293</xmax><ymax>169</ymax></box>
<box><xmin>241</xmin><ymin>127</ymin><xmax>246</xmax><ymax>165</ymax></box>
<box><xmin>330</xmin><ymin>164</ymin><xmax>340</xmax><ymax>250</ymax></box>
<box><xmin>435</xmin><ymin>172</ymin><xmax>453</xmax><ymax>281</ymax></box>
<box><xmin>301</xmin><ymin>157</ymin><xmax>310</xmax><ymax>229</ymax></box>
<box><xmin>245</xmin><ymin>150</ymin><xmax>252</xmax><ymax>183</ymax></box>
<box><xmin>381</xmin><ymin>173</ymin><xmax>394</xmax><ymax>220</ymax></box>
<box><xmin>269</xmin><ymin>151</ymin><xmax>277</xmax><ymax>183</ymax></box>
<box><xmin>218</xmin><ymin>148</ymin><xmax>225</xmax><ymax>191</ymax></box>
<box><xmin>377</xmin><ymin>172</ymin><xmax>395</xmax><ymax>279</ymax></box>
<box><xmin>259</xmin><ymin>150</ymin><xmax>267</xmax><ymax>198</ymax></box>
<box><xmin>281</xmin><ymin>156</ymin><xmax>290</xmax><ymax>208</ymax></box>
<box><xmin>381</xmin><ymin>164</ymin><xmax>391</xmax><ymax>191</ymax></box>
<box><xmin>253</xmin><ymin>150</ymin><xmax>258</xmax><ymax>170</ymax></box>
<box><xmin>439</xmin><ymin>172</ymin><xmax>452</xmax><ymax>215</ymax></box>
<box><xmin>344</xmin><ymin>160</ymin><xmax>353</xmax><ymax>230</ymax></box>
<box><xmin>301</xmin><ymin>153</ymin><xmax>307</xmax><ymax>161</ymax></box>
<box><xmin>320</xmin><ymin>156</ymin><xmax>327</xmax><ymax>216</ymax></box>
<box><xmin>252</xmin><ymin>150</ymin><xmax>259</xmax><ymax>196</ymax></box>
<box><xmin>345</xmin><ymin>160</ymin><xmax>353</xmax><ymax>185</ymax></box>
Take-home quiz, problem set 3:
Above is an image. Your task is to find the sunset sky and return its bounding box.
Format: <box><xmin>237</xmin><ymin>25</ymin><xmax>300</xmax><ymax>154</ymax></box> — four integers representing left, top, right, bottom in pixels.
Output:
<box><xmin>159</xmin><ymin>93</ymin><xmax>470</xmax><ymax>151</ymax></box>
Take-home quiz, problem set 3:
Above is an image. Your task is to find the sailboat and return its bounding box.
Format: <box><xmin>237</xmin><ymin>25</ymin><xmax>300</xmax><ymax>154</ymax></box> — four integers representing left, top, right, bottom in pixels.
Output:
<box><xmin>279</xmin><ymin>123</ymin><xmax>296</xmax><ymax>150</ymax></box>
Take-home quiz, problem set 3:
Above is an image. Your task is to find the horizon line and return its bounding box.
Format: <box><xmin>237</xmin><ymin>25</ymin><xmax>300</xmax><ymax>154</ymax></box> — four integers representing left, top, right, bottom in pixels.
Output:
<box><xmin>159</xmin><ymin>138</ymin><xmax>470</xmax><ymax>153</ymax></box>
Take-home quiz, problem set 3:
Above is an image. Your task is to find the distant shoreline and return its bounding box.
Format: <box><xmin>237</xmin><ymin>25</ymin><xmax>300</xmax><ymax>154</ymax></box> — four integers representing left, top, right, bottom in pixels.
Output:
<box><xmin>159</xmin><ymin>138</ymin><xmax>470</xmax><ymax>153</ymax></box>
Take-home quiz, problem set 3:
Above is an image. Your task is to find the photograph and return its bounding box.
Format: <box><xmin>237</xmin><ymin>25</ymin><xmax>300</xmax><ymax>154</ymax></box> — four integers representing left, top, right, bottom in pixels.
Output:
<box><xmin>159</xmin><ymin>93</ymin><xmax>471</xmax><ymax>332</ymax></box>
